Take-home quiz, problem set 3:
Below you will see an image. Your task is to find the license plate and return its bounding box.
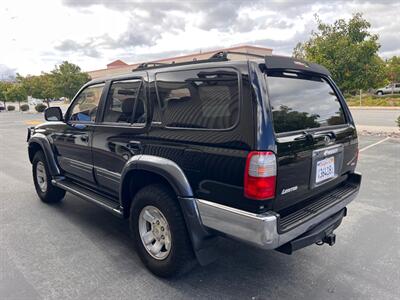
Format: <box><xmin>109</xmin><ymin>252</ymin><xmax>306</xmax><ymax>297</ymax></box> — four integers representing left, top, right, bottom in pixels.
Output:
<box><xmin>316</xmin><ymin>156</ymin><xmax>335</xmax><ymax>183</ymax></box>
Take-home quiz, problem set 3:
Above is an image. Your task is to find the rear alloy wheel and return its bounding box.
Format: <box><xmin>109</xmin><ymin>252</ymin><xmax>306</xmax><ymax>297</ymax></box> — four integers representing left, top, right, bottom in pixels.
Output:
<box><xmin>130</xmin><ymin>184</ymin><xmax>196</xmax><ymax>277</ymax></box>
<box><xmin>138</xmin><ymin>205</ymin><xmax>172</xmax><ymax>260</ymax></box>
<box><xmin>32</xmin><ymin>151</ymin><xmax>65</xmax><ymax>203</ymax></box>
<box><xmin>377</xmin><ymin>91</ymin><xmax>383</xmax><ymax>96</ymax></box>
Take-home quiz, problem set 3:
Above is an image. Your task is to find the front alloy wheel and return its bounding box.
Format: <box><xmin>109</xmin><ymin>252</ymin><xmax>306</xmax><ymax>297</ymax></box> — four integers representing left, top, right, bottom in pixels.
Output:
<box><xmin>36</xmin><ymin>161</ymin><xmax>48</xmax><ymax>193</ymax></box>
<box><xmin>32</xmin><ymin>151</ymin><xmax>65</xmax><ymax>203</ymax></box>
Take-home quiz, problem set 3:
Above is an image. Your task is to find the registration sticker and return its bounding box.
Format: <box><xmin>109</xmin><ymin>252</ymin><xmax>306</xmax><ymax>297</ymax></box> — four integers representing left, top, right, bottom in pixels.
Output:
<box><xmin>316</xmin><ymin>156</ymin><xmax>335</xmax><ymax>183</ymax></box>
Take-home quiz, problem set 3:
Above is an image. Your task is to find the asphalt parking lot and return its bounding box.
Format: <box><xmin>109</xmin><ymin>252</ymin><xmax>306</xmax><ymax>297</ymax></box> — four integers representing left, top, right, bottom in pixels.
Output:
<box><xmin>1</xmin><ymin>112</ymin><xmax>399</xmax><ymax>300</ymax></box>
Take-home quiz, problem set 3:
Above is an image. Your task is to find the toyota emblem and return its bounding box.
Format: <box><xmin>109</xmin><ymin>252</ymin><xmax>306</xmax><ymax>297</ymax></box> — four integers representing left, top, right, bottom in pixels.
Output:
<box><xmin>324</xmin><ymin>135</ymin><xmax>332</xmax><ymax>144</ymax></box>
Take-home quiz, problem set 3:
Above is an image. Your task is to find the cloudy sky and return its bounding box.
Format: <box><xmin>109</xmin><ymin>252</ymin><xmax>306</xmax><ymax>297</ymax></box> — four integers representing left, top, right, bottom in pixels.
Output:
<box><xmin>1</xmin><ymin>0</ymin><xmax>399</xmax><ymax>77</ymax></box>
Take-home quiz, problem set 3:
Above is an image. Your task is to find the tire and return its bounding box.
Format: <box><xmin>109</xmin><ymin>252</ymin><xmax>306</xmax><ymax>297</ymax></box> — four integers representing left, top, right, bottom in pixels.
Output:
<box><xmin>377</xmin><ymin>91</ymin><xmax>383</xmax><ymax>96</ymax></box>
<box><xmin>32</xmin><ymin>151</ymin><xmax>65</xmax><ymax>203</ymax></box>
<box><xmin>130</xmin><ymin>184</ymin><xmax>196</xmax><ymax>278</ymax></box>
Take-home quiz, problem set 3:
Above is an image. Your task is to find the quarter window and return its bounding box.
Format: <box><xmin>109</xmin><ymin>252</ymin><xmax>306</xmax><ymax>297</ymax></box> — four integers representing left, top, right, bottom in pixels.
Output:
<box><xmin>156</xmin><ymin>68</ymin><xmax>240</xmax><ymax>129</ymax></box>
<box><xmin>69</xmin><ymin>84</ymin><xmax>104</xmax><ymax>122</ymax></box>
<box><xmin>103</xmin><ymin>79</ymin><xmax>147</xmax><ymax>125</ymax></box>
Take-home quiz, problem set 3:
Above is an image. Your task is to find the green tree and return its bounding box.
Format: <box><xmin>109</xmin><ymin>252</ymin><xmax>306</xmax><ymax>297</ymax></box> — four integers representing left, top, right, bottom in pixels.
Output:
<box><xmin>19</xmin><ymin>73</ymin><xmax>56</xmax><ymax>107</ymax></box>
<box><xmin>51</xmin><ymin>61</ymin><xmax>90</xmax><ymax>100</ymax></box>
<box><xmin>4</xmin><ymin>83</ymin><xmax>27</xmax><ymax>111</ymax></box>
<box><xmin>293</xmin><ymin>13</ymin><xmax>386</xmax><ymax>93</ymax></box>
<box><xmin>386</xmin><ymin>56</ymin><xmax>400</xmax><ymax>85</ymax></box>
<box><xmin>0</xmin><ymin>81</ymin><xmax>13</xmax><ymax>107</ymax></box>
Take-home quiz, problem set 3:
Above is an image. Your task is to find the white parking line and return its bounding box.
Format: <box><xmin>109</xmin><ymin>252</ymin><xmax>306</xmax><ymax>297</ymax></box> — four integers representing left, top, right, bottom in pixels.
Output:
<box><xmin>359</xmin><ymin>137</ymin><xmax>391</xmax><ymax>153</ymax></box>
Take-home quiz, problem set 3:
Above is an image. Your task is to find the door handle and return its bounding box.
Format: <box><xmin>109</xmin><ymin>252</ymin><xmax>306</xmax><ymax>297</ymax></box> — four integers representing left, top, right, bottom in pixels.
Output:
<box><xmin>294</xmin><ymin>131</ymin><xmax>313</xmax><ymax>142</ymax></box>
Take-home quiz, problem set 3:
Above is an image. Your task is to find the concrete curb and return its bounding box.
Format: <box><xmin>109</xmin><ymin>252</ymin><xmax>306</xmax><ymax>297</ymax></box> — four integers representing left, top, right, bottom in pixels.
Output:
<box><xmin>356</xmin><ymin>125</ymin><xmax>398</xmax><ymax>132</ymax></box>
<box><xmin>349</xmin><ymin>106</ymin><xmax>400</xmax><ymax>110</ymax></box>
<box><xmin>356</xmin><ymin>125</ymin><xmax>400</xmax><ymax>138</ymax></box>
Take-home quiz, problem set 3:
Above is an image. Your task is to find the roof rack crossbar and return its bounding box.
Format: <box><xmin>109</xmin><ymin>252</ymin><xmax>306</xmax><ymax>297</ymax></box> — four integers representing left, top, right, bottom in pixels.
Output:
<box><xmin>132</xmin><ymin>56</ymin><xmax>228</xmax><ymax>71</ymax></box>
<box><xmin>135</xmin><ymin>62</ymin><xmax>167</xmax><ymax>70</ymax></box>
<box><xmin>209</xmin><ymin>51</ymin><xmax>265</xmax><ymax>60</ymax></box>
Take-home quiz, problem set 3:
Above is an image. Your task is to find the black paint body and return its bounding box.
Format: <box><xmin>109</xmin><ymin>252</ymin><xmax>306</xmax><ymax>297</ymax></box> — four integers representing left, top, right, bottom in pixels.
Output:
<box><xmin>28</xmin><ymin>58</ymin><xmax>358</xmax><ymax>261</ymax></box>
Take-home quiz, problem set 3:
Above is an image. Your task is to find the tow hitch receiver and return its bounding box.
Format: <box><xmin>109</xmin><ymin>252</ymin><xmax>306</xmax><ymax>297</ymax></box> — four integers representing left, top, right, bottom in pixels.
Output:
<box><xmin>276</xmin><ymin>209</ymin><xmax>345</xmax><ymax>255</ymax></box>
<box><xmin>322</xmin><ymin>233</ymin><xmax>336</xmax><ymax>246</ymax></box>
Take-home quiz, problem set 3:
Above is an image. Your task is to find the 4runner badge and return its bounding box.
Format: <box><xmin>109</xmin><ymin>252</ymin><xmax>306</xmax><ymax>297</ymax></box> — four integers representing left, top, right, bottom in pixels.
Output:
<box><xmin>281</xmin><ymin>186</ymin><xmax>298</xmax><ymax>195</ymax></box>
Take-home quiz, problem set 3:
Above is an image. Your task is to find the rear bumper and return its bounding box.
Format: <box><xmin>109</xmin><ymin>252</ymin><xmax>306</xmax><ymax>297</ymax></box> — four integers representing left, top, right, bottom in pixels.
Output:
<box><xmin>196</xmin><ymin>173</ymin><xmax>361</xmax><ymax>250</ymax></box>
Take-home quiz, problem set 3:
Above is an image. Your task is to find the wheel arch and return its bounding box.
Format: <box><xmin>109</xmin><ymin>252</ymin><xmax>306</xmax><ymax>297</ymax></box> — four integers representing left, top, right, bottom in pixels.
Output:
<box><xmin>119</xmin><ymin>155</ymin><xmax>216</xmax><ymax>264</ymax></box>
<box><xmin>119</xmin><ymin>155</ymin><xmax>194</xmax><ymax>216</ymax></box>
<box><xmin>28</xmin><ymin>134</ymin><xmax>60</xmax><ymax>176</ymax></box>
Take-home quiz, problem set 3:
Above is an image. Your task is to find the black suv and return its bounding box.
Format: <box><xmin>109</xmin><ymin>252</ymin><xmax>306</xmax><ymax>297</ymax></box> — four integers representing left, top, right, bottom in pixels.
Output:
<box><xmin>27</xmin><ymin>53</ymin><xmax>361</xmax><ymax>277</ymax></box>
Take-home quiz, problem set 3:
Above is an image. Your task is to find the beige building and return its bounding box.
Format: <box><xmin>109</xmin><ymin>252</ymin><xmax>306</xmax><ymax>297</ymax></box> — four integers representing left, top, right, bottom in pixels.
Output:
<box><xmin>87</xmin><ymin>45</ymin><xmax>272</xmax><ymax>79</ymax></box>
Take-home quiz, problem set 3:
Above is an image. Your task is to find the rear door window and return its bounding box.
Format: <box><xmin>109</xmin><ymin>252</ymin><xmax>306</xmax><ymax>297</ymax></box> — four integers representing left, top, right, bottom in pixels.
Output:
<box><xmin>266</xmin><ymin>72</ymin><xmax>346</xmax><ymax>133</ymax></box>
<box><xmin>155</xmin><ymin>68</ymin><xmax>240</xmax><ymax>129</ymax></box>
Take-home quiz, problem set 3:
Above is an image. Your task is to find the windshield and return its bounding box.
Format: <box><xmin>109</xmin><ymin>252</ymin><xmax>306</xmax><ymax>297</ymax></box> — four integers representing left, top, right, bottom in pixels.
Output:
<box><xmin>266</xmin><ymin>72</ymin><xmax>346</xmax><ymax>133</ymax></box>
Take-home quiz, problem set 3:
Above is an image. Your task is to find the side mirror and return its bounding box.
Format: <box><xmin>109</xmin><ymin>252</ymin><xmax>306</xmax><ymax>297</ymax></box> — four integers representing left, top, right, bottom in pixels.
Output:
<box><xmin>44</xmin><ymin>107</ymin><xmax>63</xmax><ymax>121</ymax></box>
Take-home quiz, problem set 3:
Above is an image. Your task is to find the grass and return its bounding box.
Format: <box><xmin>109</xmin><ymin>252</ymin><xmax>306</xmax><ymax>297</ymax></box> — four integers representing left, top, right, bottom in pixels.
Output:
<box><xmin>346</xmin><ymin>93</ymin><xmax>400</xmax><ymax>107</ymax></box>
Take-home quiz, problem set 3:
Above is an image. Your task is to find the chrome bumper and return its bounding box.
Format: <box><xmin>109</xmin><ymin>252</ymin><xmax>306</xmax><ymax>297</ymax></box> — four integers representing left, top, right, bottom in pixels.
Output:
<box><xmin>195</xmin><ymin>190</ymin><xmax>358</xmax><ymax>250</ymax></box>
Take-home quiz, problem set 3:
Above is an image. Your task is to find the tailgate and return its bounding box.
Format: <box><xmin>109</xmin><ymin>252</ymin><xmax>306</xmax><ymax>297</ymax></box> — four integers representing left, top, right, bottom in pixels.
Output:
<box><xmin>264</xmin><ymin>70</ymin><xmax>358</xmax><ymax>212</ymax></box>
<box><xmin>274</xmin><ymin>126</ymin><xmax>357</xmax><ymax>211</ymax></box>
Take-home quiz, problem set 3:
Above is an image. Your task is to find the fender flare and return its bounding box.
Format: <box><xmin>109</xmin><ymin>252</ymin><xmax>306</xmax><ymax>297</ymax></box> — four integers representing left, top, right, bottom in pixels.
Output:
<box><xmin>119</xmin><ymin>155</ymin><xmax>216</xmax><ymax>264</ymax></box>
<box><xmin>120</xmin><ymin>154</ymin><xmax>193</xmax><ymax>198</ymax></box>
<box><xmin>28</xmin><ymin>134</ymin><xmax>61</xmax><ymax>176</ymax></box>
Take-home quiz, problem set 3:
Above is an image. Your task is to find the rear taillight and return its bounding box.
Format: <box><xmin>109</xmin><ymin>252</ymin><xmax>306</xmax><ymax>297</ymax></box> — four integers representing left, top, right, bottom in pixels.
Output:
<box><xmin>244</xmin><ymin>151</ymin><xmax>276</xmax><ymax>200</ymax></box>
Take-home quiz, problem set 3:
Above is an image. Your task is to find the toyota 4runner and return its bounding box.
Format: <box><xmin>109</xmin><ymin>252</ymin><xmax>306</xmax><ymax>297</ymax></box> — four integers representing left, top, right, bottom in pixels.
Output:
<box><xmin>27</xmin><ymin>52</ymin><xmax>361</xmax><ymax>277</ymax></box>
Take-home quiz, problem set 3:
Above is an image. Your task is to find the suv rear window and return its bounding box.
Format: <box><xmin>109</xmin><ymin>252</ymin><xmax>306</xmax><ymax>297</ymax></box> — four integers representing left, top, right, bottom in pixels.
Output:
<box><xmin>266</xmin><ymin>72</ymin><xmax>346</xmax><ymax>133</ymax></box>
<box><xmin>156</xmin><ymin>68</ymin><xmax>239</xmax><ymax>129</ymax></box>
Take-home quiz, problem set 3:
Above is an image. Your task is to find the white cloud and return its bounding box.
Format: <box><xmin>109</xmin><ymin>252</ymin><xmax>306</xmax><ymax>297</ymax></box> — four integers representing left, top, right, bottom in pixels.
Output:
<box><xmin>0</xmin><ymin>0</ymin><xmax>399</xmax><ymax>76</ymax></box>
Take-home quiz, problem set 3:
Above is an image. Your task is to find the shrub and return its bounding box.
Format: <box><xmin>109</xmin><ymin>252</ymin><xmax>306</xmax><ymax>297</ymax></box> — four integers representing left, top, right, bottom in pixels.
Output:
<box><xmin>7</xmin><ymin>105</ymin><xmax>15</xmax><ymax>111</ymax></box>
<box><xmin>397</xmin><ymin>116</ymin><xmax>400</xmax><ymax>128</ymax></box>
<box><xmin>35</xmin><ymin>103</ymin><xmax>47</xmax><ymax>112</ymax></box>
<box><xmin>20</xmin><ymin>104</ymin><xmax>29</xmax><ymax>111</ymax></box>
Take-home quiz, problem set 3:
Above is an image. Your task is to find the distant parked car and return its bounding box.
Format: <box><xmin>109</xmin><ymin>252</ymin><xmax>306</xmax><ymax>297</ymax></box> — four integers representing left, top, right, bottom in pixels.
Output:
<box><xmin>29</xmin><ymin>99</ymin><xmax>43</xmax><ymax>106</ymax></box>
<box><xmin>0</xmin><ymin>102</ymin><xmax>5</xmax><ymax>111</ymax></box>
<box><xmin>376</xmin><ymin>83</ymin><xmax>400</xmax><ymax>95</ymax></box>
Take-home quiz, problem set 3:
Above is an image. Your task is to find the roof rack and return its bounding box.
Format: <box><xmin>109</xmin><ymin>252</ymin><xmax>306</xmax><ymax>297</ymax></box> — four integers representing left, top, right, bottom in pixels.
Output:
<box><xmin>135</xmin><ymin>62</ymin><xmax>167</xmax><ymax>70</ymax></box>
<box><xmin>132</xmin><ymin>50</ymin><xmax>265</xmax><ymax>72</ymax></box>
<box><xmin>209</xmin><ymin>51</ymin><xmax>265</xmax><ymax>60</ymax></box>
<box><xmin>133</xmin><ymin>56</ymin><xmax>228</xmax><ymax>71</ymax></box>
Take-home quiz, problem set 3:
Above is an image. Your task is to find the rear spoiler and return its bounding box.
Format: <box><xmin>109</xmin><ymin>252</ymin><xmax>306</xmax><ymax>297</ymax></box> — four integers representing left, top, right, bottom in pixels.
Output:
<box><xmin>264</xmin><ymin>55</ymin><xmax>331</xmax><ymax>77</ymax></box>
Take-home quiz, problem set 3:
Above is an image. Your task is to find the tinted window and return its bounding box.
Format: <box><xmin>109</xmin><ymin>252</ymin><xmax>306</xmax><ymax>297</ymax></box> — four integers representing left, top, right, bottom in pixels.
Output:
<box><xmin>156</xmin><ymin>68</ymin><xmax>239</xmax><ymax>129</ymax></box>
<box><xmin>150</xmin><ymin>84</ymin><xmax>162</xmax><ymax>123</ymax></box>
<box><xmin>103</xmin><ymin>79</ymin><xmax>147</xmax><ymax>124</ymax></box>
<box><xmin>69</xmin><ymin>84</ymin><xmax>104</xmax><ymax>122</ymax></box>
<box><xmin>267</xmin><ymin>72</ymin><xmax>346</xmax><ymax>133</ymax></box>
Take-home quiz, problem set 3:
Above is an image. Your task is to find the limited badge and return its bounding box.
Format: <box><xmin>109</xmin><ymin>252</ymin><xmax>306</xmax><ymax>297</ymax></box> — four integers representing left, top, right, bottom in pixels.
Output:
<box><xmin>281</xmin><ymin>186</ymin><xmax>298</xmax><ymax>195</ymax></box>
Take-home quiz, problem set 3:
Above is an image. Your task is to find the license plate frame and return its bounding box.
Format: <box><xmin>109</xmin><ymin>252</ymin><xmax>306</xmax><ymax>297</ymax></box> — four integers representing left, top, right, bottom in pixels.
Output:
<box><xmin>310</xmin><ymin>144</ymin><xmax>344</xmax><ymax>188</ymax></box>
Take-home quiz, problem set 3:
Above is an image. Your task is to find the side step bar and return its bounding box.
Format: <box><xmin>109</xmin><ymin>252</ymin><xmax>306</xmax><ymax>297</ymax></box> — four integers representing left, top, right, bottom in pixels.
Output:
<box><xmin>52</xmin><ymin>178</ymin><xmax>124</xmax><ymax>217</ymax></box>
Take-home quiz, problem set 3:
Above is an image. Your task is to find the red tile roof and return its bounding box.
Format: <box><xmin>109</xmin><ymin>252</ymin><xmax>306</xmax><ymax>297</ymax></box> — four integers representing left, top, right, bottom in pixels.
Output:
<box><xmin>106</xmin><ymin>59</ymin><xmax>128</xmax><ymax>68</ymax></box>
